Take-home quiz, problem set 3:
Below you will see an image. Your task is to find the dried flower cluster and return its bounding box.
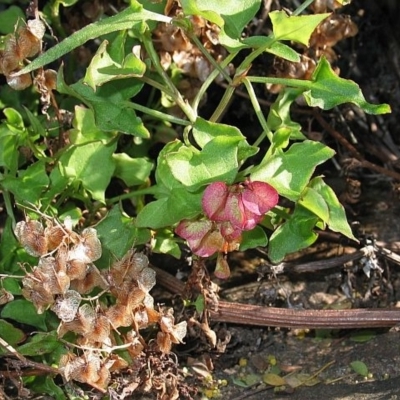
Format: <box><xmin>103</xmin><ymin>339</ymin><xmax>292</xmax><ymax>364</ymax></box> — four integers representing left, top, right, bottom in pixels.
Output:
<box><xmin>176</xmin><ymin>180</ymin><xmax>278</xmax><ymax>277</ymax></box>
<box><xmin>269</xmin><ymin>1</ymin><xmax>358</xmax><ymax>93</ymax></box>
<box><xmin>0</xmin><ymin>18</ymin><xmax>46</xmax><ymax>90</ymax></box>
<box><xmin>14</xmin><ymin>217</ymin><xmax>187</xmax><ymax>392</ymax></box>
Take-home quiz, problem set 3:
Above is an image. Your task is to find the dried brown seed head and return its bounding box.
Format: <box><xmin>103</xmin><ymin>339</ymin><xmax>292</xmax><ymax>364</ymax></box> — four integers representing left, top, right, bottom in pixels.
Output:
<box><xmin>27</xmin><ymin>18</ymin><xmax>46</xmax><ymax>40</ymax></box>
<box><xmin>68</xmin><ymin>228</ymin><xmax>102</xmax><ymax>264</ymax></box>
<box><xmin>70</xmin><ymin>265</ymin><xmax>108</xmax><ymax>294</ymax></box>
<box><xmin>14</xmin><ymin>220</ymin><xmax>47</xmax><ymax>256</ymax></box>
<box><xmin>67</xmin><ymin>259</ymin><xmax>88</xmax><ymax>281</ymax></box>
<box><xmin>16</xmin><ymin>27</ymin><xmax>41</xmax><ymax>59</ymax></box>
<box><xmin>51</xmin><ymin>290</ymin><xmax>82</xmax><ymax>322</ymax></box>
<box><xmin>105</xmin><ymin>303</ymin><xmax>133</xmax><ymax>329</ymax></box>
<box><xmin>58</xmin><ymin>303</ymin><xmax>96</xmax><ymax>337</ymax></box>
<box><xmin>0</xmin><ymin>288</ymin><xmax>14</xmax><ymax>305</ymax></box>
<box><xmin>85</xmin><ymin>314</ymin><xmax>110</xmax><ymax>343</ymax></box>
<box><xmin>22</xmin><ymin>285</ymin><xmax>54</xmax><ymax>313</ymax></box>
<box><xmin>7</xmin><ymin>72</ymin><xmax>33</xmax><ymax>90</ymax></box>
<box><xmin>157</xmin><ymin>331</ymin><xmax>172</xmax><ymax>353</ymax></box>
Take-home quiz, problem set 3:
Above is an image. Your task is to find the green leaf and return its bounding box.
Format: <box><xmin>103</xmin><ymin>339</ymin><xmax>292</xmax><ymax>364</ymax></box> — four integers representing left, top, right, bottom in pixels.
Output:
<box><xmin>266</xmin><ymin>41</ymin><xmax>301</xmax><ymax>62</ymax></box>
<box><xmin>251</xmin><ymin>141</ymin><xmax>335</xmax><ymax>201</ymax></box>
<box><xmin>240</xmin><ymin>226</ymin><xmax>268</xmax><ymax>251</ymax></box>
<box><xmin>1</xmin><ymin>299</ymin><xmax>48</xmax><ymax>331</ymax></box>
<box><xmin>17</xmin><ymin>332</ymin><xmax>61</xmax><ymax>356</ymax></box>
<box><xmin>0</xmin><ymin>124</ymin><xmax>19</xmax><ymax>169</ymax></box>
<box><xmin>242</xmin><ymin>36</ymin><xmax>300</xmax><ymax>62</ymax></box>
<box><xmin>268</xmin><ymin>206</ymin><xmax>319</xmax><ymax>263</ymax></box>
<box><xmin>2</xmin><ymin>278</ymin><xmax>22</xmax><ymax>295</ymax></box>
<box><xmin>309</xmin><ymin>177</ymin><xmax>356</xmax><ymax>240</ymax></box>
<box><xmin>0</xmin><ymin>319</ymin><xmax>25</xmax><ymax>346</ymax></box>
<box><xmin>135</xmin><ymin>188</ymin><xmax>202</xmax><ymax>229</ymax></box>
<box><xmin>0</xmin><ymin>218</ymin><xmax>26</xmax><ymax>273</ymax></box>
<box><xmin>166</xmin><ymin>136</ymin><xmax>243</xmax><ymax>189</ymax></box>
<box><xmin>349</xmin><ymin>330</ymin><xmax>376</xmax><ymax>343</ymax></box>
<box><xmin>192</xmin><ymin>117</ymin><xmax>258</xmax><ymax>163</ymax></box>
<box><xmin>155</xmin><ymin>141</ymin><xmax>187</xmax><ymax>191</ymax></box>
<box><xmin>41</xmin><ymin>166</ymin><xmax>71</xmax><ymax>208</ymax></box>
<box><xmin>151</xmin><ymin>229</ymin><xmax>182</xmax><ymax>258</ymax></box>
<box><xmin>304</xmin><ymin>57</ymin><xmax>391</xmax><ymax>115</ymax></box>
<box><xmin>4</xmin><ymin>107</ymin><xmax>25</xmax><ymax>129</ymax></box>
<box><xmin>24</xmin><ymin>107</ymin><xmax>47</xmax><ymax>139</ymax></box>
<box><xmin>263</xmin><ymin>372</ymin><xmax>286</xmax><ymax>386</ymax></box>
<box><xmin>70</xmin><ymin>106</ymin><xmax>116</xmax><ymax>144</ymax></box>
<box><xmin>1</xmin><ymin>160</ymin><xmax>49</xmax><ymax>205</ymax></box>
<box><xmin>113</xmin><ymin>153</ymin><xmax>153</xmax><ymax>186</ymax></box>
<box><xmin>96</xmin><ymin>205</ymin><xmax>150</xmax><ymax>262</ymax></box>
<box><xmin>58</xmin><ymin>141</ymin><xmax>116</xmax><ymax>203</ymax></box>
<box><xmin>83</xmin><ymin>41</ymin><xmax>146</xmax><ymax>89</ymax></box>
<box><xmin>270</xmin><ymin>11</ymin><xmax>330</xmax><ymax>46</ymax></box>
<box><xmin>298</xmin><ymin>187</ymin><xmax>329</xmax><ymax>223</ymax></box>
<box><xmin>16</xmin><ymin>3</ymin><xmax>171</xmax><ymax>75</ymax></box>
<box><xmin>180</xmin><ymin>0</ymin><xmax>261</xmax><ymax>39</ymax></box>
<box><xmin>268</xmin><ymin>89</ymin><xmax>305</xmax><ymax>142</ymax></box>
<box><xmin>193</xmin><ymin>117</ymin><xmax>244</xmax><ymax>148</ymax></box>
<box><xmin>350</xmin><ymin>360</ymin><xmax>369</xmax><ymax>377</ymax></box>
<box><xmin>58</xmin><ymin>0</ymin><xmax>79</xmax><ymax>6</ymax></box>
<box><xmin>66</xmin><ymin>79</ymin><xmax>149</xmax><ymax>138</ymax></box>
<box><xmin>0</xmin><ymin>6</ymin><xmax>24</xmax><ymax>34</ymax></box>
<box><xmin>30</xmin><ymin>376</ymin><xmax>66</xmax><ymax>400</ymax></box>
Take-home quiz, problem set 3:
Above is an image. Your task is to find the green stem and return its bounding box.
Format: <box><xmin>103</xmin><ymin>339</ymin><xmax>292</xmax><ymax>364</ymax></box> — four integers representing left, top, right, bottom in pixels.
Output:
<box><xmin>3</xmin><ymin>188</ymin><xmax>16</xmax><ymax>229</ymax></box>
<box><xmin>236</xmin><ymin>37</ymin><xmax>274</xmax><ymax>76</ymax></box>
<box><xmin>188</xmin><ymin>34</ymin><xmax>232</xmax><ymax>84</ymax></box>
<box><xmin>209</xmin><ymin>85</ymin><xmax>235</xmax><ymax>122</ymax></box>
<box><xmin>107</xmin><ymin>187</ymin><xmax>159</xmax><ymax>205</ymax></box>
<box><xmin>50</xmin><ymin>0</ymin><xmax>67</xmax><ymax>38</ymax></box>
<box><xmin>242</xmin><ymin>78</ymin><xmax>273</xmax><ymax>144</ymax></box>
<box><xmin>247</xmin><ymin>75</ymin><xmax>313</xmax><ymax>89</ymax></box>
<box><xmin>192</xmin><ymin>52</ymin><xmax>237</xmax><ymax>113</ymax></box>
<box><xmin>209</xmin><ymin>37</ymin><xmax>275</xmax><ymax>123</ymax></box>
<box><xmin>140</xmin><ymin>76</ymin><xmax>176</xmax><ymax>99</ymax></box>
<box><xmin>293</xmin><ymin>0</ymin><xmax>315</xmax><ymax>15</ymax></box>
<box><xmin>127</xmin><ymin>102</ymin><xmax>190</xmax><ymax>126</ymax></box>
<box><xmin>141</xmin><ymin>33</ymin><xmax>197</xmax><ymax>123</ymax></box>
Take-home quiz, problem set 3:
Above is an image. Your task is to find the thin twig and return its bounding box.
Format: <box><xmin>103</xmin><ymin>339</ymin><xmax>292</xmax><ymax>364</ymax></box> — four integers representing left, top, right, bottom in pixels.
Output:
<box><xmin>152</xmin><ymin>264</ymin><xmax>400</xmax><ymax>329</ymax></box>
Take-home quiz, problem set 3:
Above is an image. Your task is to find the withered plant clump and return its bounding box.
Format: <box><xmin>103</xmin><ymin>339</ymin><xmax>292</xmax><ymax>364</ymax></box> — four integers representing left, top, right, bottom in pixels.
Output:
<box><xmin>14</xmin><ymin>217</ymin><xmax>188</xmax><ymax>395</ymax></box>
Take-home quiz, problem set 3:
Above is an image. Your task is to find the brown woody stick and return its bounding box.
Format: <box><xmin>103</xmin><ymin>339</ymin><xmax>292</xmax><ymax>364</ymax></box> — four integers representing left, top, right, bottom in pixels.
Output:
<box><xmin>152</xmin><ymin>265</ymin><xmax>400</xmax><ymax>329</ymax></box>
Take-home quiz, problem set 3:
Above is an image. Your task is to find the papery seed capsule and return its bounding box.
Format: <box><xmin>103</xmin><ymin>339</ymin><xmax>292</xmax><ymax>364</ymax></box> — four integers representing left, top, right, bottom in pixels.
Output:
<box><xmin>51</xmin><ymin>290</ymin><xmax>81</xmax><ymax>322</ymax></box>
<box><xmin>81</xmin><ymin>227</ymin><xmax>102</xmax><ymax>261</ymax></box>
<box><xmin>7</xmin><ymin>72</ymin><xmax>33</xmax><ymax>91</ymax></box>
<box><xmin>137</xmin><ymin>267</ymin><xmax>156</xmax><ymax>293</ymax></box>
<box><xmin>44</xmin><ymin>222</ymin><xmax>67</xmax><ymax>251</ymax></box>
<box><xmin>38</xmin><ymin>256</ymin><xmax>70</xmax><ymax>294</ymax></box>
<box><xmin>105</xmin><ymin>303</ymin><xmax>133</xmax><ymax>329</ymax></box>
<box><xmin>58</xmin><ymin>303</ymin><xmax>96</xmax><ymax>337</ymax></box>
<box><xmin>157</xmin><ymin>331</ymin><xmax>172</xmax><ymax>353</ymax></box>
<box><xmin>0</xmin><ymin>288</ymin><xmax>14</xmax><ymax>305</ymax></box>
<box><xmin>43</xmin><ymin>69</ymin><xmax>57</xmax><ymax>91</ymax></box>
<box><xmin>67</xmin><ymin>259</ymin><xmax>88</xmax><ymax>281</ymax></box>
<box><xmin>17</xmin><ymin>27</ymin><xmax>41</xmax><ymax>58</ymax></box>
<box><xmin>86</xmin><ymin>315</ymin><xmax>110</xmax><ymax>343</ymax></box>
<box><xmin>14</xmin><ymin>220</ymin><xmax>47</xmax><ymax>256</ymax></box>
<box><xmin>27</xmin><ymin>19</ymin><xmax>46</xmax><ymax>40</ymax></box>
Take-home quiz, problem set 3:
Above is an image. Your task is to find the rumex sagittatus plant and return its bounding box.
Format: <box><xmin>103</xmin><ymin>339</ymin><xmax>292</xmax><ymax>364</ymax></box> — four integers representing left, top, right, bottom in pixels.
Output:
<box><xmin>0</xmin><ymin>0</ymin><xmax>391</xmax><ymax>397</ymax></box>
